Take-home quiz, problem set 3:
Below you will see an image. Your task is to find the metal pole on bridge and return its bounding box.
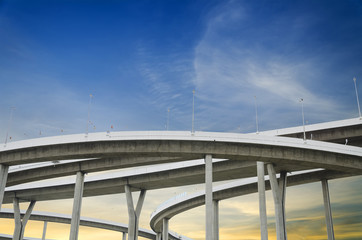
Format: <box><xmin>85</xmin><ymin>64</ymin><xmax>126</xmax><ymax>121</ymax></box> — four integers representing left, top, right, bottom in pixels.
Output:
<box><xmin>353</xmin><ymin>77</ymin><xmax>361</xmax><ymax>119</ymax></box>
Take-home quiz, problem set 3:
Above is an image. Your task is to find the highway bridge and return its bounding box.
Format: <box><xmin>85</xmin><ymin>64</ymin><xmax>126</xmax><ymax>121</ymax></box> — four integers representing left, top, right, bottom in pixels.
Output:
<box><xmin>0</xmin><ymin>117</ymin><xmax>361</xmax><ymax>240</ymax></box>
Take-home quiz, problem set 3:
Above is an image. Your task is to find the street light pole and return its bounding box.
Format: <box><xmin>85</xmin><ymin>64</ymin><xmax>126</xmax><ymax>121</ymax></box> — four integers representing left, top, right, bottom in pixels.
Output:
<box><xmin>299</xmin><ymin>98</ymin><xmax>306</xmax><ymax>141</ymax></box>
<box><xmin>167</xmin><ymin>108</ymin><xmax>170</xmax><ymax>131</ymax></box>
<box><xmin>353</xmin><ymin>77</ymin><xmax>361</xmax><ymax>119</ymax></box>
<box><xmin>254</xmin><ymin>96</ymin><xmax>259</xmax><ymax>133</ymax></box>
<box><xmin>192</xmin><ymin>89</ymin><xmax>195</xmax><ymax>133</ymax></box>
<box><xmin>4</xmin><ymin>107</ymin><xmax>15</xmax><ymax>146</ymax></box>
<box><xmin>86</xmin><ymin>94</ymin><xmax>93</xmax><ymax>136</ymax></box>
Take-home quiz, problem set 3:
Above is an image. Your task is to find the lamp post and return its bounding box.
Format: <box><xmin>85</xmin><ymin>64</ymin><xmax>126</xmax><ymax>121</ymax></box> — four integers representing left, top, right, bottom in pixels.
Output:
<box><xmin>192</xmin><ymin>89</ymin><xmax>195</xmax><ymax>133</ymax></box>
<box><xmin>4</xmin><ymin>107</ymin><xmax>15</xmax><ymax>146</ymax></box>
<box><xmin>86</xmin><ymin>94</ymin><xmax>93</xmax><ymax>136</ymax></box>
<box><xmin>254</xmin><ymin>96</ymin><xmax>259</xmax><ymax>133</ymax></box>
<box><xmin>353</xmin><ymin>77</ymin><xmax>361</xmax><ymax>119</ymax></box>
<box><xmin>166</xmin><ymin>108</ymin><xmax>170</xmax><ymax>131</ymax></box>
<box><xmin>299</xmin><ymin>98</ymin><xmax>306</xmax><ymax>141</ymax></box>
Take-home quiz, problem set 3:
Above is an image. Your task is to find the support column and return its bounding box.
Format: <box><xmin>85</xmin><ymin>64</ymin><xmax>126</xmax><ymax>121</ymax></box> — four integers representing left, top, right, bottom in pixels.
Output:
<box><xmin>279</xmin><ymin>171</ymin><xmax>287</xmax><ymax>239</ymax></box>
<box><xmin>213</xmin><ymin>200</ymin><xmax>219</xmax><ymax>240</ymax></box>
<box><xmin>42</xmin><ymin>221</ymin><xmax>47</xmax><ymax>240</ymax></box>
<box><xmin>69</xmin><ymin>171</ymin><xmax>85</xmax><ymax>240</ymax></box>
<box><xmin>13</xmin><ymin>198</ymin><xmax>21</xmax><ymax>240</ymax></box>
<box><xmin>257</xmin><ymin>162</ymin><xmax>268</xmax><ymax>240</ymax></box>
<box><xmin>267</xmin><ymin>164</ymin><xmax>286</xmax><ymax>240</ymax></box>
<box><xmin>162</xmin><ymin>218</ymin><xmax>169</xmax><ymax>240</ymax></box>
<box><xmin>122</xmin><ymin>232</ymin><xmax>127</xmax><ymax>240</ymax></box>
<box><xmin>205</xmin><ymin>154</ymin><xmax>213</xmax><ymax>240</ymax></box>
<box><xmin>156</xmin><ymin>232</ymin><xmax>162</xmax><ymax>240</ymax></box>
<box><xmin>321</xmin><ymin>179</ymin><xmax>335</xmax><ymax>240</ymax></box>
<box><xmin>125</xmin><ymin>185</ymin><xmax>146</xmax><ymax>240</ymax></box>
<box><xmin>0</xmin><ymin>164</ymin><xmax>9</xmax><ymax>211</ymax></box>
<box><xmin>13</xmin><ymin>198</ymin><xmax>36</xmax><ymax>240</ymax></box>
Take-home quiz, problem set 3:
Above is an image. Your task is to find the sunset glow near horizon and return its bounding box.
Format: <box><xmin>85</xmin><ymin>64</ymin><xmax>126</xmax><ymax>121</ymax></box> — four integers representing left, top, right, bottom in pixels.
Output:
<box><xmin>0</xmin><ymin>0</ymin><xmax>362</xmax><ymax>239</ymax></box>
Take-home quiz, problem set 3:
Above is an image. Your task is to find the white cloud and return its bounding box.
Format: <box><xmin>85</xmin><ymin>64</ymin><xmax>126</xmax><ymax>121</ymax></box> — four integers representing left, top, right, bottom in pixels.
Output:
<box><xmin>191</xmin><ymin>1</ymin><xmax>352</xmax><ymax>131</ymax></box>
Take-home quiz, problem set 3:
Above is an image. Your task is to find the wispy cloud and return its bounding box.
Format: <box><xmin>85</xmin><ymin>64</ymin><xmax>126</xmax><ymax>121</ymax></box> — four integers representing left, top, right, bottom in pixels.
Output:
<box><xmin>135</xmin><ymin>43</ymin><xmax>196</xmax><ymax>130</ymax></box>
<box><xmin>123</xmin><ymin>1</ymin><xmax>359</xmax><ymax>133</ymax></box>
<box><xmin>191</xmin><ymin>1</ymin><xmax>356</xmax><ymax>132</ymax></box>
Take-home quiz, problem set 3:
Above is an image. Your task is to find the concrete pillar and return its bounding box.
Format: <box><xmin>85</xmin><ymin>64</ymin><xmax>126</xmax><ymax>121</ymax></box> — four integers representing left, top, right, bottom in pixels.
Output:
<box><xmin>134</xmin><ymin>189</ymin><xmax>146</xmax><ymax>239</ymax></box>
<box><xmin>122</xmin><ymin>232</ymin><xmax>127</xmax><ymax>240</ymax></box>
<box><xmin>125</xmin><ymin>185</ymin><xmax>136</xmax><ymax>240</ymax></box>
<box><xmin>279</xmin><ymin>171</ymin><xmax>288</xmax><ymax>239</ymax></box>
<box><xmin>162</xmin><ymin>218</ymin><xmax>169</xmax><ymax>240</ymax></box>
<box><xmin>213</xmin><ymin>200</ymin><xmax>219</xmax><ymax>240</ymax></box>
<box><xmin>42</xmin><ymin>221</ymin><xmax>47</xmax><ymax>240</ymax></box>
<box><xmin>125</xmin><ymin>185</ymin><xmax>146</xmax><ymax>240</ymax></box>
<box><xmin>205</xmin><ymin>154</ymin><xmax>213</xmax><ymax>240</ymax></box>
<box><xmin>69</xmin><ymin>171</ymin><xmax>85</xmax><ymax>240</ymax></box>
<box><xmin>13</xmin><ymin>198</ymin><xmax>21</xmax><ymax>240</ymax></box>
<box><xmin>13</xmin><ymin>198</ymin><xmax>36</xmax><ymax>240</ymax></box>
<box><xmin>321</xmin><ymin>179</ymin><xmax>335</xmax><ymax>240</ymax></box>
<box><xmin>0</xmin><ymin>164</ymin><xmax>9</xmax><ymax>211</ymax></box>
<box><xmin>20</xmin><ymin>202</ymin><xmax>35</xmax><ymax>240</ymax></box>
<box><xmin>257</xmin><ymin>162</ymin><xmax>268</xmax><ymax>240</ymax></box>
<box><xmin>156</xmin><ymin>232</ymin><xmax>162</xmax><ymax>240</ymax></box>
<box><xmin>267</xmin><ymin>164</ymin><xmax>286</xmax><ymax>240</ymax></box>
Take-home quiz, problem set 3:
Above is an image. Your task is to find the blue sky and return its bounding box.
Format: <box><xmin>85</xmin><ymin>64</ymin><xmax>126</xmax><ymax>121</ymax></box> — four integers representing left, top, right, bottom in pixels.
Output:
<box><xmin>1</xmin><ymin>0</ymin><xmax>362</xmax><ymax>239</ymax></box>
<box><xmin>1</xmin><ymin>0</ymin><xmax>362</xmax><ymax>139</ymax></box>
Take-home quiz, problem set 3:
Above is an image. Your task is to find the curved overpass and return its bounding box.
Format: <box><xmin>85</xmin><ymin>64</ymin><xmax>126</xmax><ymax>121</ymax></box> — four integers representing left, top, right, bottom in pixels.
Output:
<box><xmin>1</xmin><ymin>131</ymin><xmax>362</xmax><ymax>172</ymax></box>
<box><xmin>2</xmin><ymin>135</ymin><xmax>362</xmax><ymax>204</ymax></box>
<box><xmin>149</xmin><ymin>169</ymin><xmax>354</xmax><ymax>232</ymax></box>
<box><xmin>3</xmin><ymin>159</ymin><xmax>258</xmax><ymax>203</ymax></box>
<box><xmin>0</xmin><ymin>234</ymin><xmax>48</xmax><ymax>240</ymax></box>
<box><xmin>0</xmin><ymin>209</ymin><xmax>188</xmax><ymax>240</ymax></box>
<box><xmin>3</xmin><ymin>117</ymin><xmax>362</xmax><ymax>188</ymax></box>
<box><xmin>0</xmin><ymin>118</ymin><xmax>361</xmax><ymax>240</ymax></box>
<box><xmin>2</xmin><ymin>139</ymin><xmax>361</xmax><ymax>239</ymax></box>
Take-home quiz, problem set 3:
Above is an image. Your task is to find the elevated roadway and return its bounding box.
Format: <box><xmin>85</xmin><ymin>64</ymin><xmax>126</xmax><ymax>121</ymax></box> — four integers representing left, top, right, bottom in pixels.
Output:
<box><xmin>149</xmin><ymin>169</ymin><xmax>354</xmax><ymax>232</ymax></box>
<box><xmin>259</xmin><ymin>117</ymin><xmax>362</xmax><ymax>145</ymax></box>
<box><xmin>3</xmin><ymin>117</ymin><xmax>362</xmax><ymax>188</ymax></box>
<box><xmin>4</xmin><ymin>159</ymin><xmax>258</xmax><ymax>203</ymax></box>
<box><xmin>0</xmin><ymin>117</ymin><xmax>361</xmax><ymax>240</ymax></box>
<box><xmin>2</xmin><ymin>134</ymin><xmax>362</xmax><ymax>203</ymax></box>
<box><xmin>0</xmin><ymin>234</ymin><xmax>51</xmax><ymax>240</ymax></box>
<box><xmin>0</xmin><ymin>209</ymin><xmax>189</xmax><ymax>240</ymax></box>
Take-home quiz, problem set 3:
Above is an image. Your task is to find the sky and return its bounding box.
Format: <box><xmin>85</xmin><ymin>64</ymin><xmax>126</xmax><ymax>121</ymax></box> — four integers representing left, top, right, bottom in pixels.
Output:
<box><xmin>0</xmin><ymin>0</ymin><xmax>362</xmax><ymax>239</ymax></box>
